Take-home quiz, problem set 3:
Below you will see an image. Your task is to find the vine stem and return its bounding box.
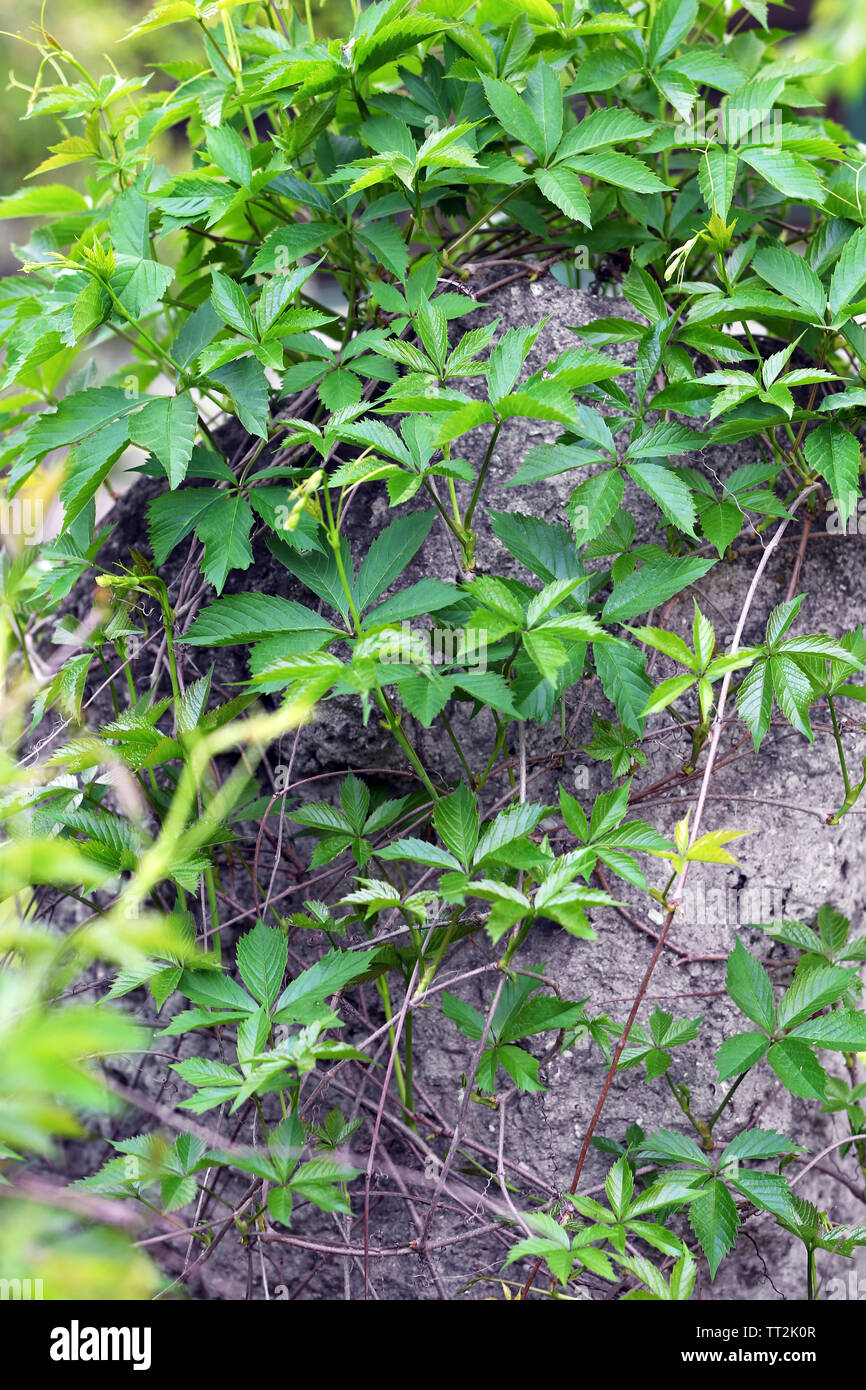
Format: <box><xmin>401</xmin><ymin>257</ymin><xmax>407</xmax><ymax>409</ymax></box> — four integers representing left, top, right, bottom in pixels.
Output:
<box><xmin>789</xmin><ymin>1132</ymin><xmax>866</xmax><ymax>1187</ymax></box>
<box><xmin>668</xmin><ymin>482</ymin><xmax>820</xmax><ymax>909</ymax></box>
<box><xmin>462</xmin><ymin>419</ymin><xmax>501</xmax><ymax>533</ymax></box>
<box><xmin>520</xmin><ymin>483</ymin><xmax>820</xmax><ymax>1300</ymax></box>
<box><xmin>828</xmin><ymin>695</ymin><xmax>851</xmax><ymax>797</ymax></box>
<box><xmin>417</xmin><ymin>973</ymin><xmax>507</xmax><ymax>1248</ymax></box>
<box><xmin>444</xmin><ymin>188</ymin><xmax>522</xmax><ymax>261</ymax></box>
<box><xmin>707</xmin><ymin>1069</ymin><xmax>749</xmax><ymax>1130</ymax></box>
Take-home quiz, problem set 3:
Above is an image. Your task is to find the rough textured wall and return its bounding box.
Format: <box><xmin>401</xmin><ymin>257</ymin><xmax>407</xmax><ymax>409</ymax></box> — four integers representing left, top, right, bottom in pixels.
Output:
<box><xmin>53</xmin><ymin>273</ymin><xmax>866</xmax><ymax>1300</ymax></box>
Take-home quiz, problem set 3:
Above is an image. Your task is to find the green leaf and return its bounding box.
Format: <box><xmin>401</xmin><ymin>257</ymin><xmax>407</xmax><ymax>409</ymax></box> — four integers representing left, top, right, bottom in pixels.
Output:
<box><xmin>60</xmin><ymin>419</ymin><xmax>129</xmax><ymax>528</ymax></box>
<box><xmin>11</xmin><ymin>388</ymin><xmax>141</xmax><ymax>490</ymax></box>
<box><xmin>196</xmin><ymin>492</ymin><xmax>254</xmax><ymax>593</ymax></box>
<box><xmin>767</xmin><ymin>1039</ymin><xmax>827</xmax><ymax>1099</ymax></box>
<box><xmin>568</xmin><ymin>471</ymin><xmax>624</xmax><ymax>545</ymax></box>
<box><xmin>788</xmin><ymin>1008</ymin><xmax>866</xmax><ymax>1051</ymax></box>
<box><xmin>211</xmin><ymin>356</ymin><xmax>270</xmax><ymax>439</ymax></box>
<box><xmin>442</xmin><ymin>991</ymin><xmax>485</xmax><ymax>1041</ymax></box>
<box><xmin>473</xmin><ymin>803</ymin><xmax>547</xmax><ymax>866</ymax></box>
<box><xmin>354</xmin><ymin>512</ymin><xmax>435</xmax><ymax>613</ymax></box>
<box><xmin>828</xmin><ymin>226</ymin><xmax>866</xmax><ymax>317</ymax></box>
<box><xmin>525</xmin><ymin>61</ymin><xmax>563</xmax><ymax>162</ymax></box>
<box><xmin>489</xmin><ymin>511</ymin><xmax>585</xmax><ymax>584</ymax></box>
<box><xmin>434</xmin><ymin>784</ymin><xmax>479</xmax><ymax>867</ymax></box>
<box><xmin>628</xmin><ymin>624</ymin><xmax>695</xmax><ymax>668</ymax></box>
<box><xmin>210</xmin><ymin>268</ymin><xmax>256</xmax><ymax>340</ymax></box>
<box><xmin>720</xmin><ymin>1128</ymin><xmax>799</xmax><ymax>1164</ymax></box>
<box><xmin>735</xmin><ymin>660</ymin><xmax>773</xmax><ymax>751</ymax></box>
<box><xmin>602</xmin><ymin>556</ymin><xmax>716</xmax><ymax>623</ymax></box>
<box><xmin>177</xmin><ymin>969</ymin><xmax>255</xmax><ymax>1013</ymax></box>
<box><xmin>377</xmin><ymin>838</ymin><xmax>462</xmax><ymax>871</ymax></box>
<box><xmin>236</xmin><ymin>922</ymin><xmax>288</xmax><ymax>1009</ymax></box>
<box><xmin>399</xmin><ymin>672</ymin><xmax>455</xmax><ymax>726</ymax></box>
<box><xmin>496</xmin><ymin>1043</ymin><xmax>544</xmax><ymax>1093</ymax></box>
<box><xmin>626</xmin><ymin>422</ymin><xmax>705</xmax><ymax>459</ymax></box>
<box><xmin>648</xmin><ymin>0</ymin><xmax>698</xmax><ymax>66</ymax></box>
<box><xmin>593</xmin><ymin>640</ymin><xmax>652</xmax><ymax>733</ymax></box>
<box><xmin>523</xmin><ymin>630</ymin><xmax>567</xmax><ymax>681</ymax></box>
<box><xmin>698</xmin><ymin>499</ymin><xmax>743</xmax><ymax>556</ymax></box>
<box><xmin>740</xmin><ymin>147</ymin><xmax>825</xmax><ymax>205</ymax></box>
<box><xmin>0</xmin><ymin>184</ymin><xmax>88</xmax><ymax>219</ymax></box>
<box><xmin>568</xmin><ymin>52</ymin><xmax>641</xmax><ymax>93</ymax></box>
<box><xmin>625</xmin><ymin>463</ymin><xmax>697</xmax><ymax>537</ymax></box>
<box><xmin>637</xmin><ymin>1129</ymin><xmax>711</xmax><ymax>1168</ymax></box>
<box><xmin>415</xmin><ymin>299</ymin><xmax>449</xmax><ymax>375</ymax></box>
<box><xmin>768</xmin><ymin>654</ymin><xmax>815</xmax><ymax>740</ymax></box>
<box><xmin>455</xmin><ymin>671</ymin><xmax>520</xmax><ymax>716</ymax></box>
<box><xmin>481</xmin><ymin>74</ymin><xmax>545</xmax><ymax>158</ymax></box>
<box><xmin>729</xmin><ymin>1172</ymin><xmax>794</xmax><ymax>1221</ymax></box>
<box><xmin>272</xmin><ymin>948</ymin><xmax>378</xmax><ymax>1025</ymax></box>
<box><xmin>129</xmin><ymin>392</ymin><xmax>197</xmax><ymax>489</ymax></box>
<box><xmin>206</xmin><ymin>124</ymin><xmax>252</xmax><ymax>187</ymax></box>
<box><xmin>605</xmin><ymin>1155</ymin><xmax>634</xmax><ymax>1219</ymax></box>
<box><xmin>356</xmin><ymin>221</ymin><xmax>410</xmax><ymax>281</ymax></box>
<box><xmin>698</xmin><ymin>147</ymin><xmax>738</xmax><ymax>219</ymax></box>
<box><xmin>716</xmin><ymin>1030</ymin><xmax>770</xmax><ymax>1079</ymax></box>
<box><xmin>804</xmin><ymin>423</ymin><xmax>861</xmax><ymax>528</ymax></box>
<box><xmin>147</xmin><ymin>488</ymin><xmax>220</xmax><ymax>566</ymax></box>
<box><xmin>562</xmin><ymin>151</ymin><xmax>671</xmax><ymax>195</ymax></box>
<box><xmin>248</xmin><ymin>223</ymin><xmax>339</xmax><ymax>276</ymax></box>
<box><xmin>752</xmin><ymin>245</ymin><xmax>826</xmax><ymax>323</ymax></box>
<box><xmin>689</xmin><ymin>1178</ymin><xmax>738</xmax><ymax>1279</ymax></box>
<box><xmin>183</xmin><ymin>593</ymin><xmax>336</xmax><ymax>646</ymax></box>
<box><xmin>777</xmin><ymin>964</ymin><xmax>854</xmax><ymax>1029</ymax></box>
<box><xmin>726</xmin><ymin>938</ymin><xmax>774</xmax><ymax>1032</ymax></box>
<box><xmin>643</xmin><ymin>674</ymin><xmax>697</xmax><ymax>715</ymax></box>
<box><xmin>558</xmin><ymin>108</ymin><xmax>652</xmax><ymax>158</ymax></box>
<box><xmin>267</xmin><ymin>1187</ymin><xmax>294</xmax><ymax>1225</ymax></box>
<box><xmin>534</xmin><ymin>167</ymin><xmax>591</xmax><ymax>228</ymax></box>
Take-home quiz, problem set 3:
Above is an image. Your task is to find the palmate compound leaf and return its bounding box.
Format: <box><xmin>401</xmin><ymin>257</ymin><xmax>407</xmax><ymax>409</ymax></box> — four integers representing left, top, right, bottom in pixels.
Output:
<box><xmin>11</xmin><ymin>0</ymin><xmax>866</xmax><ymax>1294</ymax></box>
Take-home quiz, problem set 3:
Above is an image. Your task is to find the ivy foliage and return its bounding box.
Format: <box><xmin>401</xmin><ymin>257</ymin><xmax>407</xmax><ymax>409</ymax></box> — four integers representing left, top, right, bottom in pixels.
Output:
<box><xmin>2</xmin><ymin>0</ymin><xmax>866</xmax><ymax>1302</ymax></box>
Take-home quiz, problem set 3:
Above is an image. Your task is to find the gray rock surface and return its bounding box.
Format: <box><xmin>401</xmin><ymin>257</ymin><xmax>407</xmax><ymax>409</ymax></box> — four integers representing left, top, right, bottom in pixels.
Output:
<box><xmin>47</xmin><ymin>272</ymin><xmax>866</xmax><ymax>1300</ymax></box>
